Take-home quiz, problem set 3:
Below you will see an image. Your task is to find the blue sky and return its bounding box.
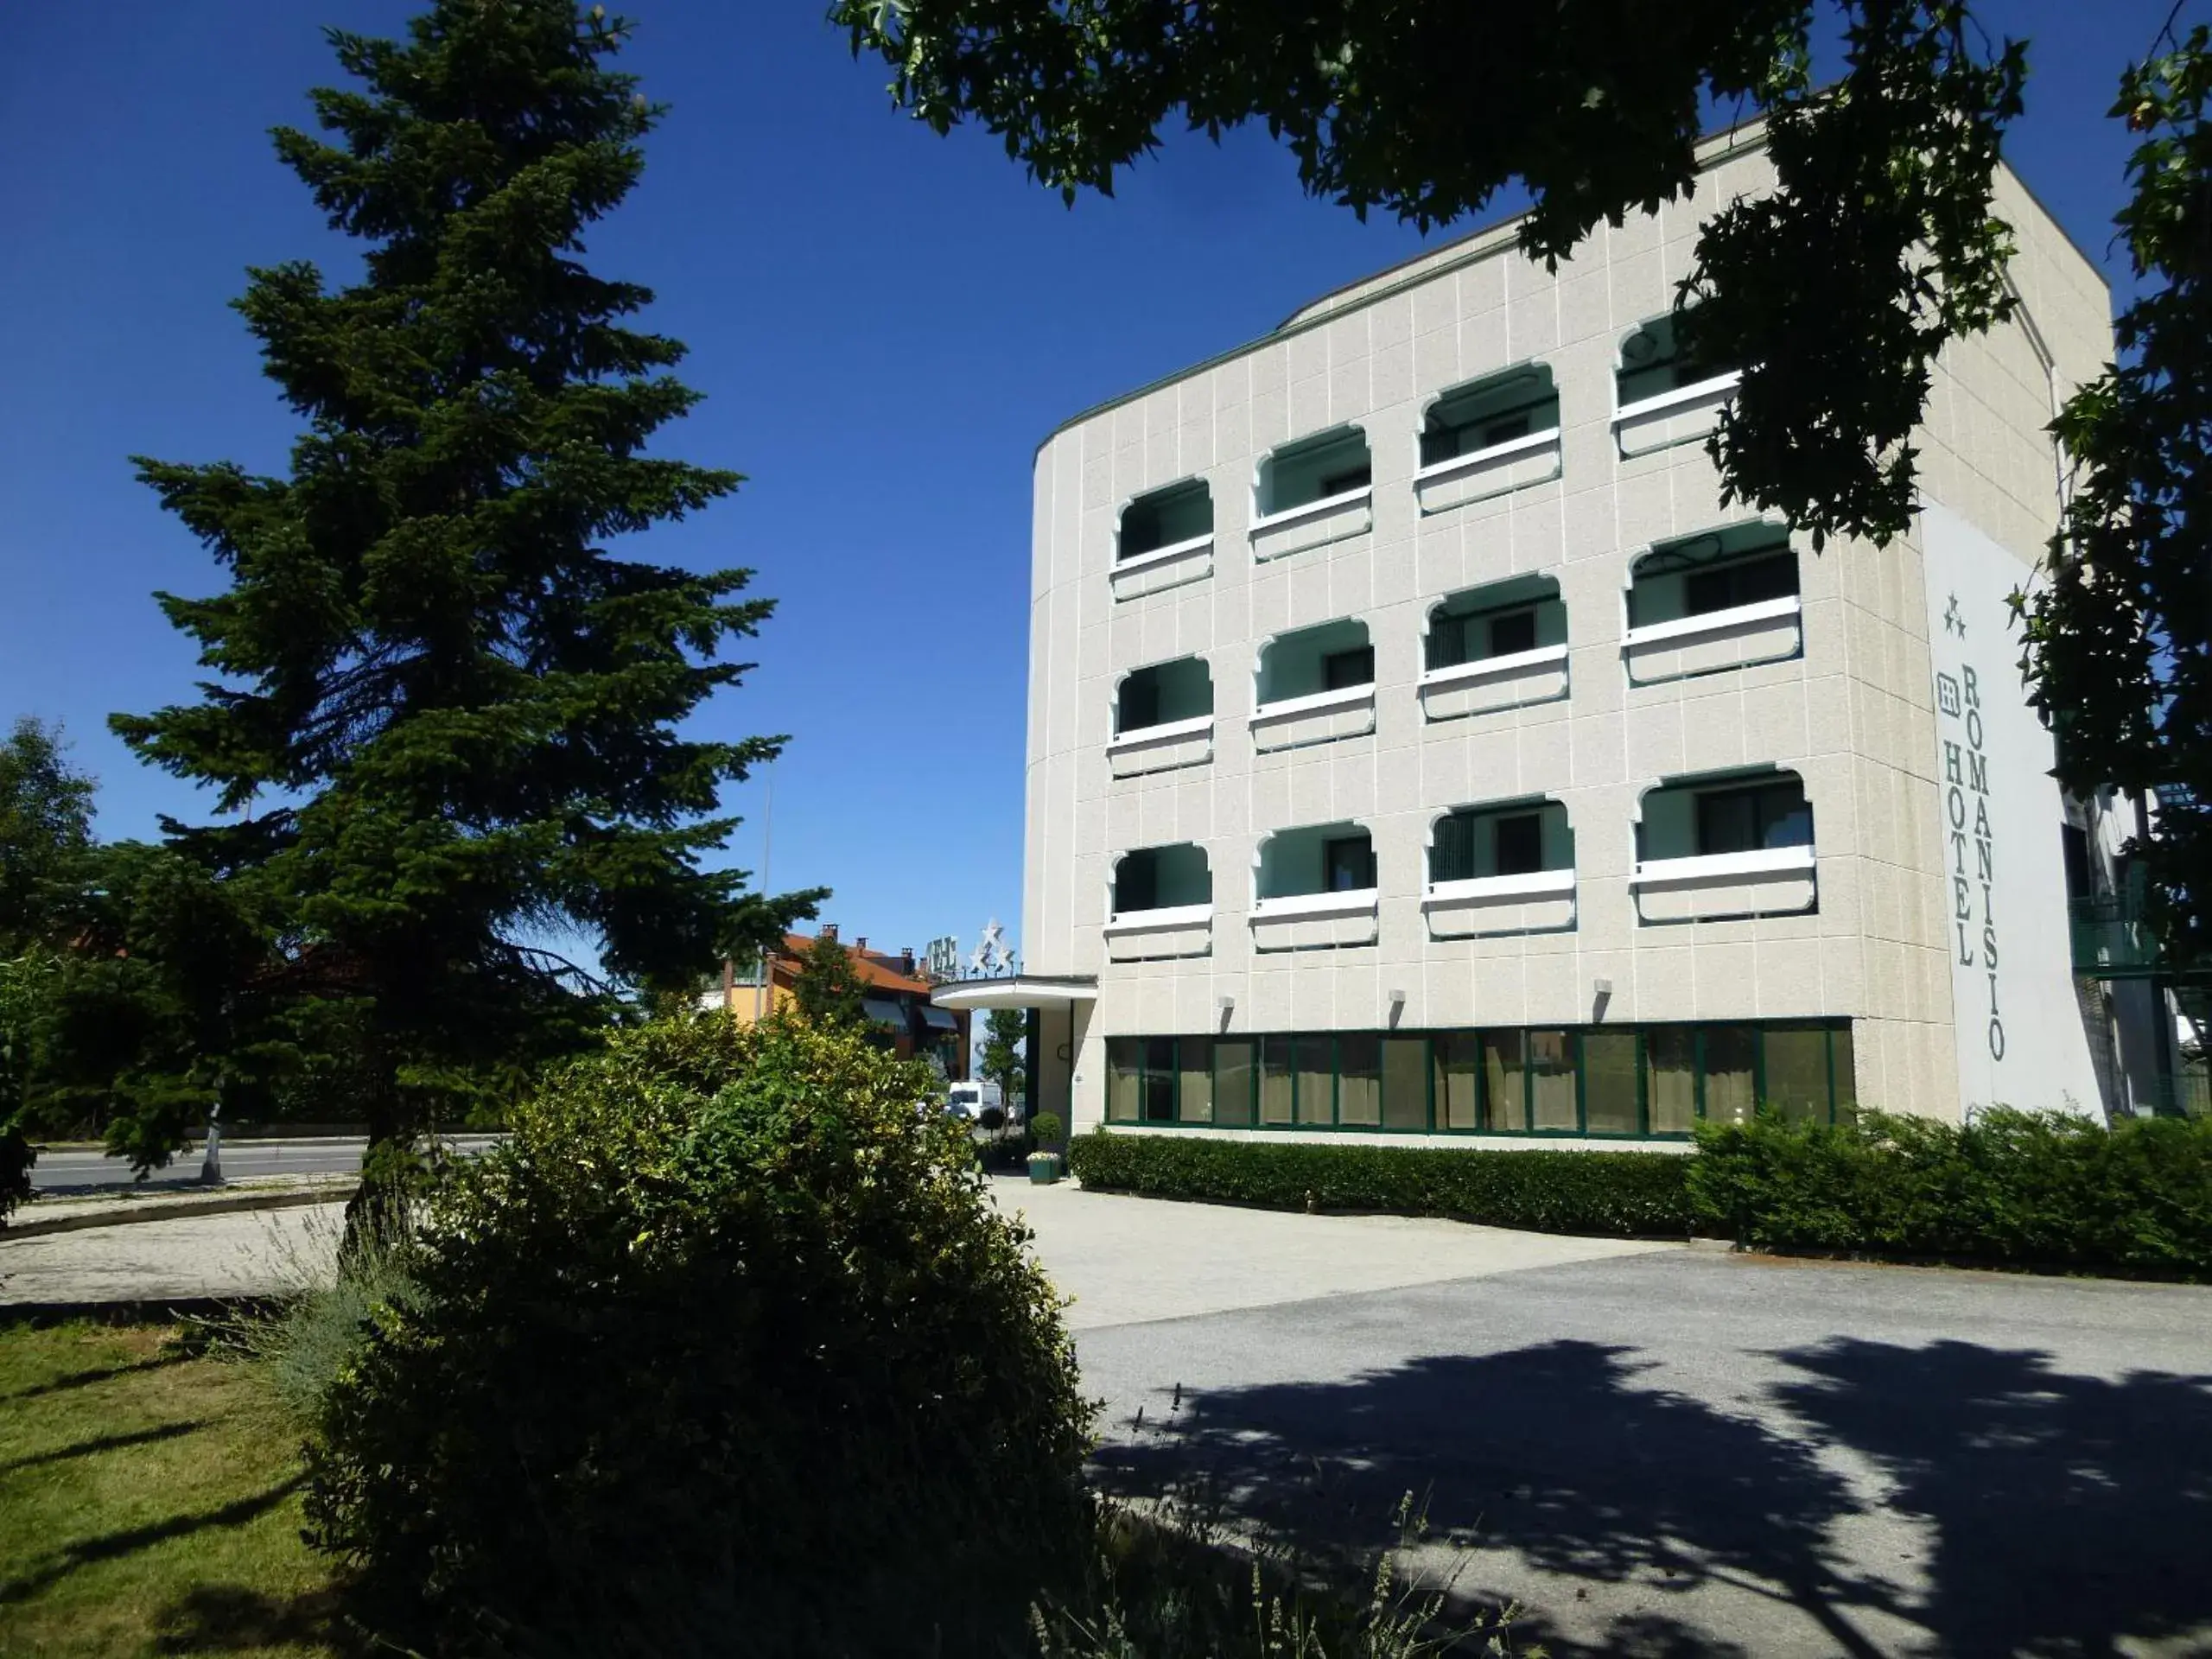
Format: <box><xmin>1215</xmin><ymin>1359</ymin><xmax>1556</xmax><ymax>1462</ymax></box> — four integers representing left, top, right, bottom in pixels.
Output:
<box><xmin>0</xmin><ymin>1</ymin><xmax>2185</xmax><ymax>968</ymax></box>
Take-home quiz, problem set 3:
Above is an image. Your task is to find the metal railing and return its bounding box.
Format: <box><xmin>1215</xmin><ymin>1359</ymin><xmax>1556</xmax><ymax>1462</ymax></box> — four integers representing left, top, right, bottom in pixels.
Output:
<box><xmin>2069</xmin><ymin>893</ymin><xmax>2164</xmax><ymax>979</ymax></box>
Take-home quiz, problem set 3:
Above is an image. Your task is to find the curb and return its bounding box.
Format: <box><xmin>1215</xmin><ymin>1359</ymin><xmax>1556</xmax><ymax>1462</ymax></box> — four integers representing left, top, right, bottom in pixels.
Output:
<box><xmin>1</xmin><ymin>1182</ymin><xmax>353</xmax><ymax>1242</ymax></box>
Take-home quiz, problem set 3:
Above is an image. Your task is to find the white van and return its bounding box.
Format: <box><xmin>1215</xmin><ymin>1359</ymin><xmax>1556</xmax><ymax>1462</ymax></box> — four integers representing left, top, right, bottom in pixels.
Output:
<box><xmin>943</xmin><ymin>1079</ymin><xmax>1007</xmax><ymax>1122</ymax></box>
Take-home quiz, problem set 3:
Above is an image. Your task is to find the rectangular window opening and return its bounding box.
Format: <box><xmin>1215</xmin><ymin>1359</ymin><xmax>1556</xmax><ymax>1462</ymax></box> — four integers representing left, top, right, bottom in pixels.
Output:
<box><xmin>1322</xmin><ymin>645</ymin><xmax>1376</xmax><ymax>691</ymax></box>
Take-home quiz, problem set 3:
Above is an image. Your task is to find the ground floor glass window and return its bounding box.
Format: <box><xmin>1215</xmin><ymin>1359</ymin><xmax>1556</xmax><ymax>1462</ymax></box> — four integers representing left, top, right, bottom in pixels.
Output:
<box><xmin>1103</xmin><ymin>1020</ymin><xmax>1854</xmax><ymax>1138</ymax></box>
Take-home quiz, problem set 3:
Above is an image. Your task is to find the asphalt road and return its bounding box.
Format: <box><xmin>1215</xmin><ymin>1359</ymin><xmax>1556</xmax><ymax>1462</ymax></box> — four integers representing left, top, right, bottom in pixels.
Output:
<box><xmin>29</xmin><ymin>1135</ymin><xmax>498</xmax><ymax>1196</ymax></box>
<box><xmin>1077</xmin><ymin>1249</ymin><xmax>2212</xmax><ymax>1658</ymax></box>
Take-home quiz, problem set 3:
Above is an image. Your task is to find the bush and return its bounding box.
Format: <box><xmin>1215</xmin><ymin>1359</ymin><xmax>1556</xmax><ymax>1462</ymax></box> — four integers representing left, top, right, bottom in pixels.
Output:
<box><xmin>1689</xmin><ymin>1107</ymin><xmax>2212</xmax><ymax>1277</ymax></box>
<box><xmin>1067</xmin><ymin>1131</ymin><xmax>1697</xmax><ymax>1236</ymax></box>
<box><xmin>235</xmin><ymin>1211</ymin><xmax>429</xmax><ymax>1421</ymax></box>
<box><xmin>1033</xmin><ymin>1111</ymin><xmax>1065</xmax><ymax>1148</ymax></box>
<box><xmin>305</xmin><ymin>1014</ymin><xmax>1094</xmax><ymax>1657</ymax></box>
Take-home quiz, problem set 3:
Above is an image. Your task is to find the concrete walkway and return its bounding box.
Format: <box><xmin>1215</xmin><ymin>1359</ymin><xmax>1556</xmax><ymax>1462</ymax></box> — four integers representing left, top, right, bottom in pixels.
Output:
<box><xmin>0</xmin><ymin>1176</ymin><xmax>1671</xmax><ymax>1314</ymax></box>
<box><xmin>0</xmin><ymin>1203</ymin><xmax>343</xmax><ymax>1305</ymax></box>
<box><xmin>994</xmin><ymin>1177</ymin><xmax>1680</xmax><ymax>1330</ymax></box>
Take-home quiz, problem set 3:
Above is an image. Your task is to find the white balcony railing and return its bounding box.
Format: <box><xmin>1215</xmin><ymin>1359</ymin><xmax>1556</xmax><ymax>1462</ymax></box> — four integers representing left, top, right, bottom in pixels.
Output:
<box><xmin>1103</xmin><ymin>902</ymin><xmax>1215</xmax><ymax>933</ymax></box>
<box><xmin>1109</xmin><ymin>531</ymin><xmax>1213</xmax><ymax>601</ymax></box>
<box><xmin>1247</xmin><ymin>484</ymin><xmax>1373</xmax><ymax>537</ymax></box>
<box><xmin>1612</xmin><ymin>370</ymin><xmax>1741</xmax><ymax>461</ymax></box>
<box><xmin>1630</xmin><ymin>845</ymin><xmax>1816</xmax><ymax>889</ymax></box>
<box><xmin>1620</xmin><ymin>594</ymin><xmax>1801</xmax><ymax>652</ymax></box>
<box><xmin>1630</xmin><ymin>844</ymin><xmax>1817</xmax><ymax>922</ymax></box>
<box><xmin>1413</xmin><ymin>426</ymin><xmax>1563</xmax><ymax>515</ymax></box>
<box><xmin>1102</xmin><ymin>901</ymin><xmax>1213</xmax><ymax>962</ymax></box>
<box><xmin>1421</xmin><ymin>868</ymin><xmax>1578</xmax><ymax>907</ymax></box>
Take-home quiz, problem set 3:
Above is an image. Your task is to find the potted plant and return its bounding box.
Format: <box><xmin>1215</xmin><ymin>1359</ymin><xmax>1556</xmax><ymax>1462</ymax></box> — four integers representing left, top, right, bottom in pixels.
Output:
<box><xmin>1027</xmin><ymin>1113</ymin><xmax>1065</xmax><ymax>1185</ymax></box>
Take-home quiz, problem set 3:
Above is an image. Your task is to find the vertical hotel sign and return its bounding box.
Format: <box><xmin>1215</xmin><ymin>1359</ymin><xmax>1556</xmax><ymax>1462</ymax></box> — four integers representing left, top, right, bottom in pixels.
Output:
<box><xmin>1920</xmin><ymin>504</ymin><xmax>2100</xmax><ymax>1115</ymax></box>
<box><xmin>1934</xmin><ymin>643</ymin><xmax>2003</xmax><ymax>1062</ymax></box>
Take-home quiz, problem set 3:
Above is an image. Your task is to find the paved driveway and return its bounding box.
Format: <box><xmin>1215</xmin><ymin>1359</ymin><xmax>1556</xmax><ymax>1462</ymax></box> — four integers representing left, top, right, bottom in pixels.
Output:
<box><xmin>1052</xmin><ymin>1206</ymin><xmax>2212</xmax><ymax>1658</ymax></box>
<box><xmin>7</xmin><ymin>1173</ymin><xmax>2207</xmax><ymax>1656</ymax></box>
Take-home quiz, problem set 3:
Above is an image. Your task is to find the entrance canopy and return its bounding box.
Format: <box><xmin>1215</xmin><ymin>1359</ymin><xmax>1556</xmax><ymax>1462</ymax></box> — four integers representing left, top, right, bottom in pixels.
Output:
<box><xmin>929</xmin><ymin>975</ymin><xmax>1097</xmax><ymax>1012</ymax></box>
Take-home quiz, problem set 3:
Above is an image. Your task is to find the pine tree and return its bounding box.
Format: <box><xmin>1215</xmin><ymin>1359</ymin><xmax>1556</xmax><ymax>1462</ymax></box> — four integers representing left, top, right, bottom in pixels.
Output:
<box><xmin>113</xmin><ymin>0</ymin><xmax>820</xmax><ymax>1207</ymax></box>
<box><xmin>0</xmin><ymin>719</ymin><xmax>97</xmax><ymax>954</ymax></box>
<box><xmin>789</xmin><ymin>933</ymin><xmax>868</xmax><ymax>1029</ymax></box>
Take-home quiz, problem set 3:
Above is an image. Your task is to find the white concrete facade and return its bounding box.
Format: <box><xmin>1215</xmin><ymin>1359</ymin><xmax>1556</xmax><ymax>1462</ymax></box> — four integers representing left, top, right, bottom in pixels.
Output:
<box><xmin>1018</xmin><ymin>125</ymin><xmax>2135</xmax><ymax>1141</ymax></box>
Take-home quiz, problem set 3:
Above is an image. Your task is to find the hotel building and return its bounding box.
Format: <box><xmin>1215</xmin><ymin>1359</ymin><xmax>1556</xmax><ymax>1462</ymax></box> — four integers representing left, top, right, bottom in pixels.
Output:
<box><xmin>935</xmin><ymin>124</ymin><xmax>2186</xmax><ymax>1144</ymax></box>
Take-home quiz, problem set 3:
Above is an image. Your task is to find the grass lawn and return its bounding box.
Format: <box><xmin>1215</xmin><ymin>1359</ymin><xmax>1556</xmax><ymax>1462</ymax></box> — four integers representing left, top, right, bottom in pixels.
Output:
<box><xmin>0</xmin><ymin>1317</ymin><xmax>350</xmax><ymax>1657</ymax></box>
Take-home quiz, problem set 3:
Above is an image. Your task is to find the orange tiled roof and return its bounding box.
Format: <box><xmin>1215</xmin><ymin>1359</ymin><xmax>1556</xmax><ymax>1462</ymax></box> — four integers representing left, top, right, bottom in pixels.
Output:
<box><xmin>775</xmin><ymin>932</ymin><xmax>933</xmax><ymax>996</ymax></box>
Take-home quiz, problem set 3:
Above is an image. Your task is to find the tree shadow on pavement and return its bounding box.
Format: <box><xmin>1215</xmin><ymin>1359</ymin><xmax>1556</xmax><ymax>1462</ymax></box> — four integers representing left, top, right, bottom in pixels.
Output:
<box><xmin>1092</xmin><ymin>1335</ymin><xmax>2212</xmax><ymax>1656</ymax></box>
<box><xmin>1770</xmin><ymin>1338</ymin><xmax>2212</xmax><ymax>1658</ymax></box>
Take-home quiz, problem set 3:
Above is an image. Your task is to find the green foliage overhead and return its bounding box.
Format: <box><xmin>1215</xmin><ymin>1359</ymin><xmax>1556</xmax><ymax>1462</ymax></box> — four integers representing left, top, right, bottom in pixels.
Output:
<box><xmin>2021</xmin><ymin>29</ymin><xmax>2212</xmax><ymax>977</ymax></box>
<box><xmin>112</xmin><ymin>0</ymin><xmax>822</xmax><ymax>1175</ymax></box>
<box><xmin>787</xmin><ymin>930</ymin><xmax>868</xmax><ymax>1027</ymax></box>
<box><xmin>305</xmin><ymin>1014</ymin><xmax>1094</xmax><ymax>1656</ymax></box>
<box><xmin>1067</xmin><ymin>1131</ymin><xmax>1698</xmax><ymax>1237</ymax></box>
<box><xmin>1689</xmin><ymin>1108</ymin><xmax>2212</xmax><ymax>1277</ymax></box>
<box><xmin>835</xmin><ymin>0</ymin><xmax>2023</xmax><ymax>548</ymax></box>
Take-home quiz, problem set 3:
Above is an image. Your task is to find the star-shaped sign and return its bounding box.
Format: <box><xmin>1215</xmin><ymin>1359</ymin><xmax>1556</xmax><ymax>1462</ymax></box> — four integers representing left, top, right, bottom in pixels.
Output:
<box><xmin>1943</xmin><ymin>593</ymin><xmax>1967</xmax><ymax>639</ymax></box>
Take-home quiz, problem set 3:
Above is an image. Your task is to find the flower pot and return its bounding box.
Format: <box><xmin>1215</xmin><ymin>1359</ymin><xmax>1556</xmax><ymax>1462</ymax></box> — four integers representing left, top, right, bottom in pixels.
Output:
<box><xmin>1027</xmin><ymin>1152</ymin><xmax>1064</xmax><ymax>1185</ymax></box>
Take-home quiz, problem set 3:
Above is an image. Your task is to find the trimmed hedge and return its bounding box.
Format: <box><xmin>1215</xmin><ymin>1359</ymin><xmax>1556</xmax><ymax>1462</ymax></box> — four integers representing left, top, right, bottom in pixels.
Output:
<box><xmin>1688</xmin><ymin>1107</ymin><xmax>2212</xmax><ymax>1278</ymax></box>
<box><xmin>1066</xmin><ymin>1130</ymin><xmax>1699</xmax><ymax>1236</ymax></box>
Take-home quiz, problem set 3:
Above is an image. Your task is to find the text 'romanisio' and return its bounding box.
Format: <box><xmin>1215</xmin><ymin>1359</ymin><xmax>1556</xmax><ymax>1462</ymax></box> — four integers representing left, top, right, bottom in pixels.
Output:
<box><xmin>1939</xmin><ymin>664</ymin><xmax>2003</xmax><ymax>1060</ymax></box>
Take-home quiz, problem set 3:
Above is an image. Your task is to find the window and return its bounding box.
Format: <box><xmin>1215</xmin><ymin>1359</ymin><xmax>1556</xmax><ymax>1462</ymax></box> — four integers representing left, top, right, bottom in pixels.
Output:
<box><xmin>1258</xmin><ymin>619</ymin><xmax>1371</xmax><ymax>705</ymax></box>
<box><xmin>1140</xmin><ymin>1036</ymin><xmax>1176</xmax><ymax>1122</ymax></box>
<box><xmin>1259</xmin><ymin>821</ymin><xmax>1376</xmax><ymax>903</ymax></box>
<box><xmin>1321</xmin><ymin>645</ymin><xmax>1375</xmax><ymax>691</ymax></box>
<box><xmin>1116</xmin><ymin>854</ymin><xmax>1156</xmax><ymax>913</ymax></box>
<box><xmin>1338</xmin><ymin>1034</ymin><xmax>1382</xmax><ymax>1128</ymax></box>
<box><xmin>1489</xmin><ymin>608</ymin><xmax>1538</xmax><ymax>657</ymax></box>
<box><xmin>1430</xmin><ymin>801</ymin><xmax>1572</xmax><ymax>884</ymax></box>
<box><xmin>1426</xmin><ymin>576</ymin><xmax>1564</xmax><ymax>672</ymax></box>
<box><xmin>1617</xmin><ymin>311</ymin><xmax>1733</xmax><ymax>408</ymax></box>
<box><xmin>1260</xmin><ymin>1035</ymin><xmax>1295</xmax><ymax>1124</ymax></box>
<box><xmin>1762</xmin><ymin>1025</ymin><xmax>1833</xmax><ymax>1127</ymax></box>
<box><xmin>1684</xmin><ymin>550</ymin><xmax>1798</xmax><ymax>616</ymax></box>
<box><xmin>1582</xmin><ymin>1032</ymin><xmax>1641</xmax><ymax>1135</ymax></box>
<box><xmin>1114</xmin><ymin>844</ymin><xmax>1211</xmax><ymax>914</ymax></box>
<box><xmin>1116</xmin><ymin>658</ymin><xmax>1214</xmax><ymax>736</ymax></box>
<box><xmin>1325</xmin><ymin>834</ymin><xmax>1376</xmax><ymax>893</ymax></box>
<box><xmin>1382</xmin><ymin>1038</ymin><xmax>1428</xmax><ymax>1131</ymax></box>
<box><xmin>1695</xmin><ymin>781</ymin><xmax>1812</xmax><ymax>856</ymax></box>
<box><xmin>1421</xmin><ymin>365</ymin><xmax>1560</xmax><ymax>466</ymax></box>
<box><xmin>1529</xmin><ymin>1029</ymin><xmax>1577</xmax><ymax>1130</ymax></box>
<box><xmin>1178</xmin><ymin>1035</ymin><xmax>1214</xmax><ymax>1124</ymax></box>
<box><xmin>1629</xmin><ymin>527</ymin><xmax>1798</xmax><ymax>629</ymax></box>
<box><xmin>1107</xmin><ymin>1038</ymin><xmax>1141</xmax><ymax>1123</ymax></box>
<box><xmin>1438</xmin><ymin>1033</ymin><xmax>1484</xmax><ymax>1130</ymax></box>
<box><xmin>1214</xmin><ymin>1039</ymin><xmax>1255</xmax><ymax>1127</ymax></box>
<box><xmin>1294</xmin><ymin>1033</ymin><xmax>1333</xmax><ymax>1125</ymax></box>
<box><xmin>1702</xmin><ymin>1026</ymin><xmax>1758</xmax><ymax>1123</ymax></box>
<box><xmin>1494</xmin><ymin>813</ymin><xmax>1543</xmax><ymax>877</ymax></box>
<box><xmin>1120</xmin><ymin>479</ymin><xmax>1213</xmax><ymax>561</ymax></box>
<box><xmin>1257</xmin><ymin>427</ymin><xmax>1372</xmax><ymax>517</ymax></box>
<box><xmin>1478</xmin><ymin>1032</ymin><xmax>1524</xmax><ymax>1132</ymax></box>
<box><xmin>1644</xmin><ymin>1027</ymin><xmax>1698</xmax><ymax>1135</ymax></box>
<box><xmin>1099</xmin><ymin>1023</ymin><xmax>1852</xmax><ymax>1139</ymax></box>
